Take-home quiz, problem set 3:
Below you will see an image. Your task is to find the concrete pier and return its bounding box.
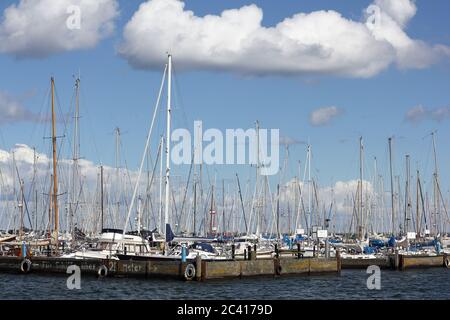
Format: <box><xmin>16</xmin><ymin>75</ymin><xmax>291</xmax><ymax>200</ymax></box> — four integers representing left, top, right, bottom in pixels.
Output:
<box><xmin>1</xmin><ymin>252</ymin><xmax>447</xmax><ymax>280</ymax></box>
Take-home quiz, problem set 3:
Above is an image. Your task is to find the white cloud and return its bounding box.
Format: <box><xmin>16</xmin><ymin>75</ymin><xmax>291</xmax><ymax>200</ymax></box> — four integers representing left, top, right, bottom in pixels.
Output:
<box><xmin>0</xmin><ymin>91</ymin><xmax>37</xmax><ymax>123</ymax></box>
<box><xmin>405</xmin><ymin>105</ymin><xmax>450</xmax><ymax>123</ymax></box>
<box><xmin>118</xmin><ymin>0</ymin><xmax>450</xmax><ymax>78</ymax></box>
<box><xmin>309</xmin><ymin>106</ymin><xmax>344</xmax><ymax>126</ymax></box>
<box><xmin>431</xmin><ymin>106</ymin><xmax>450</xmax><ymax>122</ymax></box>
<box><xmin>405</xmin><ymin>105</ymin><xmax>427</xmax><ymax>123</ymax></box>
<box><xmin>374</xmin><ymin>0</ymin><xmax>417</xmax><ymax>27</ymax></box>
<box><xmin>0</xmin><ymin>0</ymin><xmax>119</xmax><ymax>58</ymax></box>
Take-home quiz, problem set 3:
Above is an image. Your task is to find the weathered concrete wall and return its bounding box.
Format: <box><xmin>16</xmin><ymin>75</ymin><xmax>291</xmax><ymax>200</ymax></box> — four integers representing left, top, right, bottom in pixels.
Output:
<box><xmin>0</xmin><ymin>256</ymin><xmax>104</xmax><ymax>275</ymax></box>
<box><xmin>400</xmin><ymin>255</ymin><xmax>444</xmax><ymax>269</ymax></box>
<box><xmin>310</xmin><ymin>258</ymin><xmax>338</xmax><ymax>273</ymax></box>
<box><xmin>279</xmin><ymin>258</ymin><xmax>309</xmax><ymax>274</ymax></box>
<box><xmin>279</xmin><ymin>257</ymin><xmax>338</xmax><ymax>274</ymax></box>
<box><xmin>240</xmin><ymin>259</ymin><xmax>274</xmax><ymax>277</ymax></box>
<box><xmin>147</xmin><ymin>260</ymin><xmax>181</xmax><ymax>277</ymax></box>
<box><xmin>202</xmin><ymin>260</ymin><xmax>241</xmax><ymax>280</ymax></box>
<box><xmin>341</xmin><ymin>257</ymin><xmax>392</xmax><ymax>269</ymax></box>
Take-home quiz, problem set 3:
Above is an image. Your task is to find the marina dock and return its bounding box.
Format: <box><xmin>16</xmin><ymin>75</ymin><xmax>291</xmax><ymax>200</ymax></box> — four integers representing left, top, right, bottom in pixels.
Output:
<box><xmin>1</xmin><ymin>251</ymin><xmax>448</xmax><ymax>281</ymax></box>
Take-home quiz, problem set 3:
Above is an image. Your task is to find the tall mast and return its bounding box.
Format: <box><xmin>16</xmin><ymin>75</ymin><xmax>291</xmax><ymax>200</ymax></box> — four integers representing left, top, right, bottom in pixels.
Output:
<box><xmin>193</xmin><ymin>178</ymin><xmax>197</xmax><ymax>236</ymax></box>
<box><xmin>51</xmin><ymin>77</ymin><xmax>59</xmax><ymax>245</ymax></box>
<box><xmin>164</xmin><ymin>54</ymin><xmax>172</xmax><ymax>240</ymax></box>
<box><xmin>358</xmin><ymin>136</ymin><xmax>364</xmax><ymax>240</ymax></box>
<box><xmin>19</xmin><ymin>179</ymin><xmax>24</xmax><ymax>239</ymax></box>
<box><xmin>307</xmin><ymin>144</ymin><xmax>311</xmax><ymax>235</ymax></box>
<box><xmin>222</xmin><ymin>179</ymin><xmax>225</xmax><ymax>236</ymax></box>
<box><xmin>431</xmin><ymin>132</ymin><xmax>439</xmax><ymax>235</ymax></box>
<box><xmin>70</xmin><ymin>77</ymin><xmax>80</xmax><ymax>238</ymax></box>
<box><xmin>209</xmin><ymin>185</ymin><xmax>215</xmax><ymax>235</ymax></box>
<box><xmin>388</xmin><ymin>137</ymin><xmax>395</xmax><ymax>236</ymax></box>
<box><xmin>404</xmin><ymin>155</ymin><xmax>411</xmax><ymax>234</ymax></box>
<box><xmin>100</xmin><ymin>165</ymin><xmax>104</xmax><ymax>231</ymax></box>
<box><xmin>416</xmin><ymin>169</ymin><xmax>420</xmax><ymax>235</ymax></box>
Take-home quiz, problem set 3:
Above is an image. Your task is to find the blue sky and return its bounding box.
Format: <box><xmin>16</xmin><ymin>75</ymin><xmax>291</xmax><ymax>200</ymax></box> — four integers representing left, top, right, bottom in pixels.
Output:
<box><xmin>0</xmin><ymin>0</ymin><xmax>449</xmax><ymax>197</ymax></box>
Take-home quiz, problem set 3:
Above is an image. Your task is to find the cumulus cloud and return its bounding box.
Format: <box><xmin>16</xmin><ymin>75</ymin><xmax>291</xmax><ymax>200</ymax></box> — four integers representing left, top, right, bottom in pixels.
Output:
<box><xmin>431</xmin><ymin>106</ymin><xmax>450</xmax><ymax>122</ymax></box>
<box><xmin>0</xmin><ymin>91</ymin><xmax>38</xmax><ymax>123</ymax></box>
<box><xmin>405</xmin><ymin>105</ymin><xmax>450</xmax><ymax>123</ymax></box>
<box><xmin>0</xmin><ymin>0</ymin><xmax>119</xmax><ymax>58</ymax></box>
<box><xmin>279</xmin><ymin>136</ymin><xmax>305</xmax><ymax>146</ymax></box>
<box><xmin>405</xmin><ymin>105</ymin><xmax>427</xmax><ymax>123</ymax></box>
<box><xmin>118</xmin><ymin>0</ymin><xmax>450</xmax><ymax>77</ymax></box>
<box><xmin>374</xmin><ymin>0</ymin><xmax>417</xmax><ymax>27</ymax></box>
<box><xmin>309</xmin><ymin>106</ymin><xmax>344</xmax><ymax>126</ymax></box>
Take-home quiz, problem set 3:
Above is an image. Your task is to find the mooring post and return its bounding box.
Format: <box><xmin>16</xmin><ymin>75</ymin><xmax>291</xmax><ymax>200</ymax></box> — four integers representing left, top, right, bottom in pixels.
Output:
<box><xmin>244</xmin><ymin>249</ymin><xmax>247</xmax><ymax>260</ymax></box>
<box><xmin>336</xmin><ymin>249</ymin><xmax>341</xmax><ymax>273</ymax></box>
<box><xmin>394</xmin><ymin>249</ymin><xmax>399</xmax><ymax>270</ymax></box>
<box><xmin>274</xmin><ymin>243</ymin><xmax>279</xmax><ymax>258</ymax></box>
<box><xmin>195</xmin><ymin>254</ymin><xmax>202</xmax><ymax>281</ymax></box>
<box><xmin>313</xmin><ymin>245</ymin><xmax>316</xmax><ymax>258</ymax></box>
<box><xmin>297</xmin><ymin>243</ymin><xmax>301</xmax><ymax>259</ymax></box>
<box><xmin>253</xmin><ymin>244</ymin><xmax>257</xmax><ymax>260</ymax></box>
<box><xmin>231</xmin><ymin>244</ymin><xmax>235</xmax><ymax>260</ymax></box>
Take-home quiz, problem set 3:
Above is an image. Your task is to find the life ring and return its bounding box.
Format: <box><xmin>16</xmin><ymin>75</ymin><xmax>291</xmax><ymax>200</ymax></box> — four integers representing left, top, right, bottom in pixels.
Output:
<box><xmin>184</xmin><ymin>263</ymin><xmax>196</xmax><ymax>281</ymax></box>
<box><xmin>445</xmin><ymin>256</ymin><xmax>450</xmax><ymax>268</ymax></box>
<box><xmin>20</xmin><ymin>259</ymin><xmax>32</xmax><ymax>274</ymax></box>
<box><xmin>97</xmin><ymin>265</ymin><xmax>108</xmax><ymax>278</ymax></box>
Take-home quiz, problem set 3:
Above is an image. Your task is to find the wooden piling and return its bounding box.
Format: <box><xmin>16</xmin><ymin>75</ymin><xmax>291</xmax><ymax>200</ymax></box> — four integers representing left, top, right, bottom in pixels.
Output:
<box><xmin>195</xmin><ymin>255</ymin><xmax>202</xmax><ymax>281</ymax></box>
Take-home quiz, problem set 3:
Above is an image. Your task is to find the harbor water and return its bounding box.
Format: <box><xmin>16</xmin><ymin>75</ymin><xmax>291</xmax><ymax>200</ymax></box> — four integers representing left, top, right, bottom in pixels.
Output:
<box><xmin>1</xmin><ymin>268</ymin><xmax>449</xmax><ymax>300</ymax></box>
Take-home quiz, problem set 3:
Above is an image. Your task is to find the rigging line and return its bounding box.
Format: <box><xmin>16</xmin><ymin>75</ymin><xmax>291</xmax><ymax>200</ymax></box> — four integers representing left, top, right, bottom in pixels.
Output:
<box><xmin>122</xmin><ymin>64</ymin><xmax>167</xmax><ymax>235</ymax></box>
<box><xmin>78</xmin><ymin>82</ymin><xmax>102</xmax><ymax>164</ymax></box>
<box><xmin>171</xmin><ymin>64</ymin><xmax>189</xmax><ymax>130</ymax></box>
<box><xmin>28</xmin><ymin>84</ymin><xmax>51</xmax><ymax>146</ymax></box>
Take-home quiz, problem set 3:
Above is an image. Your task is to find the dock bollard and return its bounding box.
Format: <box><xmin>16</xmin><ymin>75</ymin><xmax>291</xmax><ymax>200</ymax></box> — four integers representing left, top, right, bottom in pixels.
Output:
<box><xmin>231</xmin><ymin>244</ymin><xmax>235</xmax><ymax>260</ymax></box>
<box><xmin>254</xmin><ymin>244</ymin><xmax>257</xmax><ymax>260</ymax></box>
<box><xmin>336</xmin><ymin>250</ymin><xmax>341</xmax><ymax>273</ymax></box>
<box><xmin>247</xmin><ymin>245</ymin><xmax>252</xmax><ymax>260</ymax></box>
<box><xmin>297</xmin><ymin>243</ymin><xmax>301</xmax><ymax>259</ymax></box>
<box><xmin>274</xmin><ymin>244</ymin><xmax>279</xmax><ymax>258</ymax></box>
<box><xmin>244</xmin><ymin>249</ymin><xmax>247</xmax><ymax>260</ymax></box>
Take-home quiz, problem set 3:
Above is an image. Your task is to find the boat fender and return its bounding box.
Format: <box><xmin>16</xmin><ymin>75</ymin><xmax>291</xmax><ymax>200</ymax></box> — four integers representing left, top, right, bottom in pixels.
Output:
<box><xmin>184</xmin><ymin>263</ymin><xmax>196</xmax><ymax>281</ymax></box>
<box><xmin>445</xmin><ymin>257</ymin><xmax>450</xmax><ymax>268</ymax></box>
<box><xmin>97</xmin><ymin>265</ymin><xmax>108</xmax><ymax>278</ymax></box>
<box><xmin>276</xmin><ymin>264</ymin><xmax>282</xmax><ymax>275</ymax></box>
<box><xmin>20</xmin><ymin>259</ymin><xmax>32</xmax><ymax>274</ymax></box>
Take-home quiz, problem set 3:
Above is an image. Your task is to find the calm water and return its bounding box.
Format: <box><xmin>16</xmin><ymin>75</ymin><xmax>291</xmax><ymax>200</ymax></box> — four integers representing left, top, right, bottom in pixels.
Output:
<box><xmin>0</xmin><ymin>269</ymin><xmax>449</xmax><ymax>300</ymax></box>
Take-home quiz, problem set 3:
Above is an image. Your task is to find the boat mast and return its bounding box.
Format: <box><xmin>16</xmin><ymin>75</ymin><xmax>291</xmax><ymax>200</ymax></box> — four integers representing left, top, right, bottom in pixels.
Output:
<box><xmin>388</xmin><ymin>137</ymin><xmax>395</xmax><ymax>236</ymax></box>
<box><xmin>100</xmin><ymin>165</ymin><xmax>104</xmax><ymax>232</ymax></box>
<box><xmin>358</xmin><ymin>136</ymin><xmax>364</xmax><ymax>240</ymax></box>
<box><xmin>404</xmin><ymin>155</ymin><xmax>411</xmax><ymax>234</ymax></box>
<box><xmin>70</xmin><ymin>77</ymin><xmax>80</xmax><ymax>239</ymax></box>
<box><xmin>51</xmin><ymin>77</ymin><xmax>59</xmax><ymax>246</ymax></box>
<box><xmin>222</xmin><ymin>179</ymin><xmax>225</xmax><ymax>236</ymax></box>
<box><xmin>431</xmin><ymin>132</ymin><xmax>440</xmax><ymax>236</ymax></box>
<box><xmin>164</xmin><ymin>54</ymin><xmax>172</xmax><ymax>245</ymax></box>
